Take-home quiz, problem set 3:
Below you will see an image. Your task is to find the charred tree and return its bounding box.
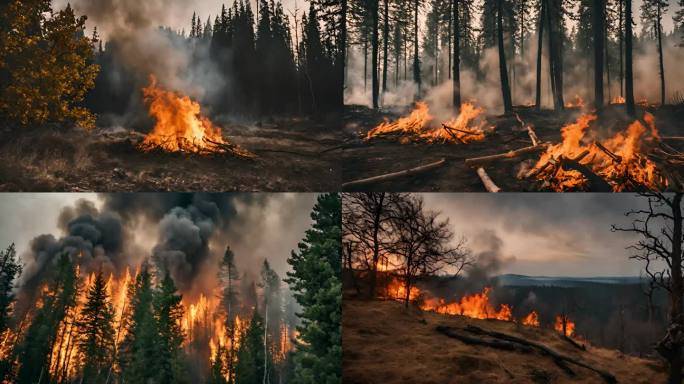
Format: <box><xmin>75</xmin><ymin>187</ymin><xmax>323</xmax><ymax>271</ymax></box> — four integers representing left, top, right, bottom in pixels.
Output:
<box><xmin>612</xmin><ymin>193</ymin><xmax>683</xmax><ymax>384</ymax></box>
<box><xmin>656</xmin><ymin>1</ymin><xmax>666</xmax><ymax>106</ymax></box>
<box><xmin>594</xmin><ymin>0</ymin><xmax>605</xmax><ymax>109</ymax></box>
<box><xmin>547</xmin><ymin>0</ymin><xmax>564</xmax><ymax>110</ymax></box>
<box><xmin>413</xmin><ymin>0</ymin><xmax>421</xmax><ymax>98</ymax></box>
<box><xmin>382</xmin><ymin>0</ymin><xmax>389</xmax><ymax>96</ymax></box>
<box><xmin>625</xmin><ymin>0</ymin><xmax>635</xmax><ymax>115</ymax></box>
<box><xmin>453</xmin><ymin>0</ymin><xmax>461</xmax><ymax>111</ymax></box>
<box><xmin>497</xmin><ymin>0</ymin><xmax>513</xmax><ymax>113</ymax></box>
<box><xmin>535</xmin><ymin>0</ymin><xmax>546</xmax><ymax>110</ymax></box>
<box><xmin>371</xmin><ymin>0</ymin><xmax>380</xmax><ymax>109</ymax></box>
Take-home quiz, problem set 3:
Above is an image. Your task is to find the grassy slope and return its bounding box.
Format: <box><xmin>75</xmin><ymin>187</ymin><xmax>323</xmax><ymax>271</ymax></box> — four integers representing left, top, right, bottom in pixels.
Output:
<box><xmin>343</xmin><ymin>298</ymin><xmax>667</xmax><ymax>384</ymax></box>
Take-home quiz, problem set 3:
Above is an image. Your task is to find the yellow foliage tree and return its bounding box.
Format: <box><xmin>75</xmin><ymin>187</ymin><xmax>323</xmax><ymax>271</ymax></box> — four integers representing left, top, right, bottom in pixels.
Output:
<box><xmin>0</xmin><ymin>0</ymin><xmax>99</xmax><ymax>129</ymax></box>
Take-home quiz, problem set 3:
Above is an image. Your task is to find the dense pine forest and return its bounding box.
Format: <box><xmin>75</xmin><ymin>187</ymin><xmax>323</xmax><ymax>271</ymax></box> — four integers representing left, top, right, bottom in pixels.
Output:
<box><xmin>0</xmin><ymin>193</ymin><xmax>342</xmax><ymax>384</ymax></box>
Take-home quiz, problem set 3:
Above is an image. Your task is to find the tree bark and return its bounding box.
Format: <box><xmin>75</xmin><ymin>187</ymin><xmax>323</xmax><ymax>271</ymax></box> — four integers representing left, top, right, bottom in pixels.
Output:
<box><xmin>382</xmin><ymin>0</ymin><xmax>389</xmax><ymax>96</ymax></box>
<box><xmin>656</xmin><ymin>3</ymin><xmax>665</xmax><ymax>106</ymax></box>
<box><xmin>453</xmin><ymin>0</ymin><xmax>461</xmax><ymax>112</ymax></box>
<box><xmin>369</xmin><ymin>194</ymin><xmax>385</xmax><ymax>299</ymax></box>
<box><xmin>497</xmin><ymin>0</ymin><xmax>513</xmax><ymax>113</ymax></box>
<box><xmin>625</xmin><ymin>0</ymin><xmax>635</xmax><ymax>115</ymax></box>
<box><xmin>594</xmin><ymin>0</ymin><xmax>605</xmax><ymax>109</ymax></box>
<box><xmin>619</xmin><ymin>0</ymin><xmax>624</xmax><ymax>97</ymax></box>
<box><xmin>372</xmin><ymin>0</ymin><xmax>380</xmax><ymax>109</ymax></box>
<box><xmin>413</xmin><ymin>0</ymin><xmax>421</xmax><ymax>98</ymax></box>
<box><xmin>535</xmin><ymin>0</ymin><xmax>546</xmax><ymax>110</ymax></box>
<box><xmin>340</xmin><ymin>0</ymin><xmax>347</xmax><ymax>108</ymax></box>
<box><xmin>668</xmin><ymin>194</ymin><xmax>683</xmax><ymax>384</ymax></box>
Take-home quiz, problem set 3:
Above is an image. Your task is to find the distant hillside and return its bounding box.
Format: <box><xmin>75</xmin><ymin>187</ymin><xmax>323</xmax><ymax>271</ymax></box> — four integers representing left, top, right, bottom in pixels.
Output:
<box><xmin>343</xmin><ymin>298</ymin><xmax>666</xmax><ymax>384</ymax></box>
<box><xmin>496</xmin><ymin>274</ymin><xmax>644</xmax><ymax>287</ymax></box>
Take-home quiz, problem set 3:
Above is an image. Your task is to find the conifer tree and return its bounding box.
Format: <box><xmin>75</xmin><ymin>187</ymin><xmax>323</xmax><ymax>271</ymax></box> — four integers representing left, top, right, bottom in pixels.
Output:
<box><xmin>235</xmin><ymin>310</ymin><xmax>266</xmax><ymax>384</ymax></box>
<box><xmin>0</xmin><ymin>244</ymin><xmax>21</xmax><ymax>337</ymax></box>
<box><xmin>219</xmin><ymin>246</ymin><xmax>241</xmax><ymax>384</ymax></box>
<box><xmin>154</xmin><ymin>271</ymin><xmax>187</xmax><ymax>383</ymax></box>
<box><xmin>285</xmin><ymin>193</ymin><xmax>341</xmax><ymax>384</ymax></box>
<box><xmin>76</xmin><ymin>271</ymin><xmax>116</xmax><ymax>384</ymax></box>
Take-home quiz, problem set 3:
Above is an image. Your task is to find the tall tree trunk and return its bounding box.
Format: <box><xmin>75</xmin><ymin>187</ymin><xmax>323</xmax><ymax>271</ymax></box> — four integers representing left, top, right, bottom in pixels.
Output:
<box><xmin>382</xmin><ymin>0</ymin><xmax>389</xmax><ymax>95</ymax></box>
<box><xmin>547</xmin><ymin>0</ymin><xmax>563</xmax><ymax>110</ymax></box>
<box><xmin>448</xmin><ymin>0</ymin><xmax>452</xmax><ymax>80</ymax></box>
<box><xmin>413</xmin><ymin>0</ymin><xmax>421</xmax><ymax>98</ymax></box>
<box><xmin>364</xmin><ymin>39</ymin><xmax>368</xmax><ymax>91</ymax></box>
<box><xmin>340</xmin><ymin>0</ymin><xmax>347</xmax><ymax>108</ymax></box>
<box><xmin>619</xmin><ymin>0</ymin><xmax>624</xmax><ymax>97</ymax></box>
<box><xmin>668</xmin><ymin>194</ymin><xmax>683</xmax><ymax>384</ymax></box>
<box><xmin>656</xmin><ymin>3</ymin><xmax>665</xmax><ymax>106</ymax></box>
<box><xmin>535</xmin><ymin>0</ymin><xmax>545</xmax><ymax>110</ymax></box>
<box><xmin>593</xmin><ymin>0</ymin><xmax>605</xmax><ymax>109</ymax></box>
<box><xmin>453</xmin><ymin>0</ymin><xmax>461</xmax><ymax>111</ymax></box>
<box><xmin>605</xmin><ymin>20</ymin><xmax>611</xmax><ymax>101</ymax></box>
<box><xmin>497</xmin><ymin>0</ymin><xmax>513</xmax><ymax>113</ymax></box>
<box><xmin>625</xmin><ymin>0</ymin><xmax>635</xmax><ymax>115</ymax></box>
<box><xmin>372</xmin><ymin>0</ymin><xmax>380</xmax><ymax>109</ymax></box>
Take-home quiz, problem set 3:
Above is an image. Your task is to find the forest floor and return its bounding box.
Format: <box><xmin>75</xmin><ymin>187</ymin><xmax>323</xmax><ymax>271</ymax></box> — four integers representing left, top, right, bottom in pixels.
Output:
<box><xmin>343</xmin><ymin>297</ymin><xmax>667</xmax><ymax>384</ymax></box>
<box><xmin>340</xmin><ymin>104</ymin><xmax>684</xmax><ymax>191</ymax></box>
<box><xmin>0</xmin><ymin>116</ymin><xmax>342</xmax><ymax>191</ymax></box>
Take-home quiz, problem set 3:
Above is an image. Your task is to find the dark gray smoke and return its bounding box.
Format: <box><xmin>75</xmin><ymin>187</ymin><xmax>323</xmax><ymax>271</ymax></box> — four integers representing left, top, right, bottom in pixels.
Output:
<box><xmin>465</xmin><ymin>229</ymin><xmax>516</xmax><ymax>288</ymax></box>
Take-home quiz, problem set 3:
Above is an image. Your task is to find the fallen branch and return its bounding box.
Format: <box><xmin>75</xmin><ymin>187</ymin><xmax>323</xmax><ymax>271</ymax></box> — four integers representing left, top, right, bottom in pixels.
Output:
<box><xmin>341</xmin><ymin>158</ymin><xmax>447</xmax><ymax>189</ymax></box>
<box><xmin>561</xmin><ymin>334</ymin><xmax>587</xmax><ymax>351</ymax></box>
<box><xmin>594</xmin><ymin>142</ymin><xmax>622</xmax><ymax>163</ymax></box>
<box><xmin>465</xmin><ymin>144</ymin><xmax>549</xmax><ymax>167</ymax></box>
<box><xmin>436</xmin><ymin>325</ymin><xmax>533</xmax><ymax>353</ymax></box>
<box><xmin>441</xmin><ymin>125</ymin><xmax>466</xmax><ymax>144</ymax></box>
<box><xmin>560</xmin><ymin>157</ymin><xmax>613</xmax><ymax>192</ymax></box>
<box><xmin>441</xmin><ymin>124</ymin><xmax>480</xmax><ymax>136</ymax></box>
<box><xmin>477</xmin><ymin>167</ymin><xmax>501</xmax><ymax>192</ymax></box>
<box><xmin>661</xmin><ymin>136</ymin><xmax>684</xmax><ymax>141</ymax></box>
<box><xmin>462</xmin><ymin>325</ymin><xmax>617</xmax><ymax>384</ymax></box>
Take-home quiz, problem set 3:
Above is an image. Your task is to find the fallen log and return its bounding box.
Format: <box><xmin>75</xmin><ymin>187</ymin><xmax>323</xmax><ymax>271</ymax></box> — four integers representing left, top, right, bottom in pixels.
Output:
<box><xmin>562</xmin><ymin>334</ymin><xmax>587</xmax><ymax>351</ymax></box>
<box><xmin>560</xmin><ymin>157</ymin><xmax>613</xmax><ymax>192</ymax></box>
<box><xmin>341</xmin><ymin>158</ymin><xmax>447</xmax><ymax>189</ymax></box>
<box><xmin>476</xmin><ymin>167</ymin><xmax>501</xmax><ymax>192</ymax></box>
<box><xmin>661</xmin><ymin>136</ymin><xmax>684</xmax><ymax>141</ymax></box>
<box><xmin>436</xmin><ymin>325</ymin><xmax>533</xmax><ymax>353</ymax></box>
<box><xmin>465</xmin><ymin>144</ymin><xmax>549</xmax><ymax>167</ymax></box>
<box><xmin>462</xmin><ymin>325</ymin><xmax>617</xmax><ymax>384</ymax></box>
<box><xmin>594</xmin><ymin>142</ymin><xmax>622</xmax><ymax>163</ymax></box>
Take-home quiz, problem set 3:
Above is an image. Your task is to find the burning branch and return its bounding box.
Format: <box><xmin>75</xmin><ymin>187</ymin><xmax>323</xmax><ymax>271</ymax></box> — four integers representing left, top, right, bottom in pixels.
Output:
<box><xmin>464</xmin><ymin>144</ymin><xmax>549</xmax><ymax>167</ymax></box>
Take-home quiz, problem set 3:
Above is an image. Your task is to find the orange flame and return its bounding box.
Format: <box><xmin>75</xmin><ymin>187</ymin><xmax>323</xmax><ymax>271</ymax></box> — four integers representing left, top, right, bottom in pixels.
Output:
<box><xmin>521</xmin><ymin>310</ymin><xmax>540</xmax><ymax>327</ymax></box>
<box><xmin>564</xmin><ymin>95</ymin><xmax>585</xmax><ymax>108</ymax></box>
<box><xmin>554</xmin><ymin>315</ymin><xmax>575</xmax><ymax>337</ymax></box>
<box><xmin>612</xmin><ymin>96</ymin><xmax>625</xmax><ymax>104</ymax></box>
<box><xmin>420</xmin><ymin>287</ymin><xmax>513</xmax><ymax>321</ymax></box>
<box><xmin>139</xmin><ymin>76</ymin><xmax>246</xmax><ymax>155</ymax></box>
<box><xmin>528</xmin><ymin>112</ymin><xmax>664</xmax><ymax>191</ymax></box>
<box><xmin>366</xmin><ymin>102</ymin><xmax>489</xmax><ymax>144</ymax></box>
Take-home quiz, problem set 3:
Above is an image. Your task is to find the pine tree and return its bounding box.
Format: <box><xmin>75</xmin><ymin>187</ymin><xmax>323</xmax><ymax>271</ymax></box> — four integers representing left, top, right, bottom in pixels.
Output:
<box><xmin>16</xmin><ymin>252</ymin><xmax>78</xmax><ymax>384</ymax></box>
<box><xmin>260</xmin><ymin>260</ymin><xmax>280</xmax><ymax>384</ymax></box>
<box><xmin>285</xmin><ymin>193</ymin><xmax>341</xmax><ymax>384</ymax></box>
<box><xmin>119</xmin><ymin>267</ymin><xmax>158</xmax><ymax>383</ymax></box>
<box><xmin>0</xmin><ymin>244</ymin><xmax>21</xmax><ymax>337</ymax></box>
<box><xmin>219</xmin><ymin>246</ymin><xmax>241</xmax><ymax>384</ymax></box>
<box><xmin>76</xmin><ymin>271</ymin><xmax>116</xmax><ymax>383</ymax></box>
<box><xmin>154</xmin><ymin>271</ymin><xmax>187</xmax><ymax>384</ymax></box>
<box><xmin>235</xmin><ymin>310</ymin><xmax>266</xmax><ymax>384</ymax></box>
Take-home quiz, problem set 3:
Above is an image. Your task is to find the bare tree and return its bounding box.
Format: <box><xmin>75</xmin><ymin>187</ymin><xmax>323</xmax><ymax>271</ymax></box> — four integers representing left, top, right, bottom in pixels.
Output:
<box><xmin>612</xmin><ymin>192</ymin><xmax>683</xmax><ymax>384</ymax></box>
<box><xmin>342</xmin><ymin>193</ymin><xmax>399</xmax><ymax>298</ymax></box>
<box><xmin>387</xmin><ymin>194</ymin><xmax>472</xmax><ymax>307</ymax></box>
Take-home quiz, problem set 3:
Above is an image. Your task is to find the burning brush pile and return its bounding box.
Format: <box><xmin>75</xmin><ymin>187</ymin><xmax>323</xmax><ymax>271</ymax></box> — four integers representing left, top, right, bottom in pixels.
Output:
<box><xmin>365</xmin><ymin>102</ymin><xmax>493</xmax><ymax>144</ymax></box>
<box><xmin>521</xmin><ymin>112</ymin><xmax>675</xmax><ymax>191</ymax></box>
<box><xmin>139</xmin><ymin>76</ymin><xmax>254</xmax><ymax>159</ymax></box>
<box><xmin>383</xmin><ymin>277</ymin><xmax>576</xmax><ymax>338</ymax></box>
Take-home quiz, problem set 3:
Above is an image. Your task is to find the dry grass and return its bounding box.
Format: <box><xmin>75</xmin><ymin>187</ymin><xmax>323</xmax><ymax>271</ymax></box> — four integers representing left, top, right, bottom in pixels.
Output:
<box><xmin>343</xmin><ymin>298</ymin><xmax>667</xmax><ymax>384</ymax></box>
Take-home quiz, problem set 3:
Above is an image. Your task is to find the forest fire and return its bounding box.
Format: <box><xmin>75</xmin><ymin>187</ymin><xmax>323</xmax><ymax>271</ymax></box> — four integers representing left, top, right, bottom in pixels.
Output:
<box><xmin>139</xmin><ymin>76</ymin><xmax>253</xmax><ymax>158</ymax></box>
<box><xmin>612</xmin><ymin>96</ymin><xmax>626</xmax><ymax>104</ymax></box>
<box><xmin>7</xmin><ymin>266</ymin><xmax>292</xmax><ymax>383</ymax></box>
<box><xmin>555</xmin><ymin>315</ymin><xmax>576</xmax><ymax>337</ymax></box>
<box><xmin>527</xmin><ymin>112</ymin><xmax>665</xmax><ymax>191</ymax></box>
<box><xmin>366</xmin><ymin>101</ymin><xmax>489</xmax><ymax>144</ymax></box>
<box><xmin>384</xmin><ymin>278</ymin><xmax>576</xmax><ymax>336</ymax></box>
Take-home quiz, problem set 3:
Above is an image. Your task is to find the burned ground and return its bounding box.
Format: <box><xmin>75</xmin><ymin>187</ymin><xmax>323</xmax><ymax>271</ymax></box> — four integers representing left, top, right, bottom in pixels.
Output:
<box><xmin>340</xmin><ymin>104</ymin><xmax>684</xmax><ymax>192</ymax></box>
<box><xmin>0</xmin><ymin>117</ymin><xmax>342</xmax><ymax>192</ymax></box>
<box><xmin>343</xmin><ymin>297</ymin><xmax>667</xmax><ymax>384</ymax></box>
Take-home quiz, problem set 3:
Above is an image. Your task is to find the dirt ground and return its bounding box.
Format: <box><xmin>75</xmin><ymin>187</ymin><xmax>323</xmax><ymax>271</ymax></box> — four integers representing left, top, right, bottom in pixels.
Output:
<box><xmin>343</xmin><ymin>297</ymin><xmax>667</xmax><ymax>384</ymax></box>
<box><xmin>0</xmin><ymin>116</ymin><xmax>342</xmax><ymax>192</ymax></box>
<box><xmin>340</xmin><ymin>104</ymin><xmax>684</xmax><ymax>192</ymax></box>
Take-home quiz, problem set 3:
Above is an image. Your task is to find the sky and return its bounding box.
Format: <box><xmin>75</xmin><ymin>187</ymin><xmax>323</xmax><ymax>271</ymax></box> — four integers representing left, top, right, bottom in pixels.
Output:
<box><xmin>420</xmin><ymin>193</ymin><xmax>662</xmax><ymax>278</ymax></box>
<box><xmin>0</xmin><ymin>193</ymin><xmax>316</xmax><ymax>280</ymax></box>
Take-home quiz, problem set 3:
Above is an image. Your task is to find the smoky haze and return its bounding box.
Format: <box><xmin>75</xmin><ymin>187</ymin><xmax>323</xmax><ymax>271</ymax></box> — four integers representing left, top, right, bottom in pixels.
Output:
<box><xmin>420</xmin><ymin>193</ymin><xmax>658</xmax><ymax>278</ymax></box>
<box><xmin>1</xmin><ymin>193</ymin><xmax>316</xmax><ymax>310</ymax></box>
